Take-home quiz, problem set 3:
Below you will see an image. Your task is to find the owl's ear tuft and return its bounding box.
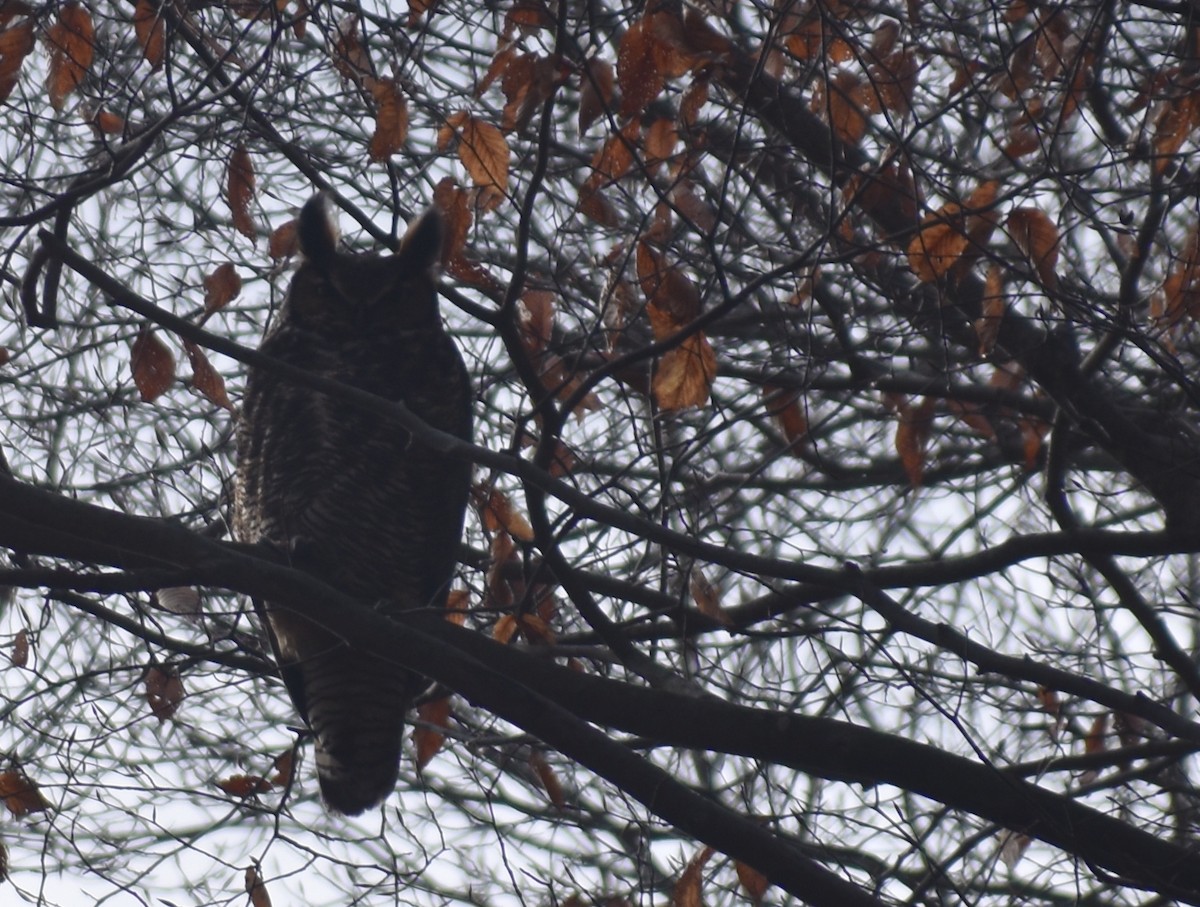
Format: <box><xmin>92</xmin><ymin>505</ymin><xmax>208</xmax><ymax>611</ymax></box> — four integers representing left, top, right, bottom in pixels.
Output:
<box><xmin>297</xmin><ymin>193</ymin><xmax>340</xmax><ymax>272</ymax></box>
<box><xmin>397</xmin><ymin>208</ymin><xmax>443</xmax><ymax>275</ymax></box>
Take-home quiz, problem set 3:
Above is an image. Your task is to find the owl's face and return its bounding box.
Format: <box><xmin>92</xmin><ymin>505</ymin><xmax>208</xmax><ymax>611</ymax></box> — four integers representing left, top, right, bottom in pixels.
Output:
<box><xmin>280</xmin><ymin>201</ymin><xmax>445</xmax><ymax>340</ymax></box>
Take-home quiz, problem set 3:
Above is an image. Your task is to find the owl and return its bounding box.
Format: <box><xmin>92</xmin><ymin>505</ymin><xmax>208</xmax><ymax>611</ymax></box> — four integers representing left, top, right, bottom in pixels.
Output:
<box><xmin>234</xmin><ymin>194</ymin><xmax>473</xmax><ymax>815</ymax></box>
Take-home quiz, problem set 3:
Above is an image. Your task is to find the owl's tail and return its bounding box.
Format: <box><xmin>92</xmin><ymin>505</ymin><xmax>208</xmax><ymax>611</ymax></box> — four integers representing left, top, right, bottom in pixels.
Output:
<box><xmin>297</xmin><ymin>645</ymin><xmax>416</xmax><ymax>816</ymax></box>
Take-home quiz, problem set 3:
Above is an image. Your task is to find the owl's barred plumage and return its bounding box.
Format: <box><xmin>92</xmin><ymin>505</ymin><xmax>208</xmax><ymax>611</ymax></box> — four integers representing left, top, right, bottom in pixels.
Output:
<box><xmin>234</xmin><ymin>195</ymin><xmax>473</xmax><ymax>815</ymax></box>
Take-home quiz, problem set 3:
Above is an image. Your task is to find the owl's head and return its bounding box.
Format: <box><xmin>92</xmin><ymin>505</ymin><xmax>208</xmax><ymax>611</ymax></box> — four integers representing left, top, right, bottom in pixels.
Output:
<box><xmin>282</xmin><ymin>194</ymin><xmax>444</xmax><ymax>336</ymax></box>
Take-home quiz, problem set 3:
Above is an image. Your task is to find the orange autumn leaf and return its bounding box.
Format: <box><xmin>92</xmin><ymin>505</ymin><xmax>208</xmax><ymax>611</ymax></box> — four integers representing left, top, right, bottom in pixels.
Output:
<box><xmin>268</xmin><ymin>218</ymin><xmax>299</xmax><ymax>260</ymax></box>
<box><xmin>414</xmin><ymin>697</ymin><xmax>452</xmax><ymax>770</ymax></box>
<box><xmin>438</xmin><ymin>112</ymin><xmax>509</xmax><ymax>206</ymax></box>
<box><xmin>270</xmin><ymin>749</ymin><xmax>296</xmax><ymax>787</ymax></box>
<box><xmin>654</xmin><ymin>332</ymin><xmax>716</xmax><ymax>410</ymax></box>
<box><xmin>1152</xmin><ymin>91</ymin><xmax>1200</xmax><ymax>175</ymax></box>
<box><xmin>617</xmin><ymin>18</ymin><xmax>664</xmax><ymax>116</ymax></box>
<box><xmin>673</xmin><ymin>845</ymin><xmax>715</xmax><ymax>907</ymax></box>
<box><xmin>203</xmin><ymin>262</ymin><xmax>242</xmax><ymax>317</ymax></box>
<box><xmin>132</xmin><ymin>0</ymin><xmax>165</xmax><ymax>70</ymax></box>
<box><xmin>445</xmin><ymin>588</ymin><xmax>469</xmax><ymax>626</ymax></box>
<box><xmin>369</xmin><ymin>77</ymin><xmax>408</xmax><ymax>161</ymax></box>
<box><xmin>407</xmin><ymin>0</ymin><xmax>438</xmax><ymax>28</ymax></box>
<box><xmin>183</xmin><ymin>340</ymin><xmax>233</xmax><ymax>412</ymax></box>
<box><xmin>828</xmin><ymin>71</ymin><xmax>867</xmax><ymax>145</ymax></box>
<box><xmin>245</xmin><ymin>865</ymin><xmax>272</xmax><ymax>907</ymax></box>
<box><xmin>434</xmin><ymin>177</ymin><xmax>472</xmax><ymax>263</ymax></box>
<box><xmin>637</xmin><ymin>242</ymin><xmax>701</xmax><ymax>332</ymax></box>
<box><xmin>331</xmin><ymin>15</ymin><xmax>372</xmax><ymax>85</ymax></box>
<box><xmin>578</xmin><ymin>56</ymin><xmax>615</xmax><ymax>132</ymax></box>
<box><xmin>1006</xmin><ymin>206</ymin><xmax>1059</xmax><ymax>288</ymax></box>
<box><xmin>492</xmin><ymin>613</ymin><xmax>519</xmax><ymax>644</ymax></box>
<box><xmin>763</xmin><ymin>385</ymin><xmax>810</xmax><ymax>456</ymax></box>
<box><xmin>476</xmin><ymin>487</ymin><xmax>535</xmax><ymax>541</ymax></box>
<box><xmin>689</xmin><ymin>569</ymin><xmax>731</xmax><ymax>626</ymax></box>
<box><xmin>227</xmin><ymin>143</ymin><xmax>256</xmax><ymax>240</ymax></box>
<box><xmin>144</xmin><ymin>665</ymin><xmax>184</xmax><ymax>722</ymax></box>
<box><xmin>0</xmin><ymin>770</ymin><xmax>51</xmax><ymax>816</ymax></box>
<box><xmin>906</xmin><ymin>203</ymin><xmax>968</xmax><ymax>282</ymax></box>
<box><xmin>131</xmin><ymin>328</ymin><xmax>176</xmax><ymax>402</ymax></box>
<box><xmin>11</xmin><ymin>628</ymin><xmax>28</xmax><ymax>667</ymax></box>
<box><xmin>92</xmin><ymin>109</ymin><xmax>125</xmax><ymax>134</ymax></box>
<box><xmin>0</xmin><ymin>18</ymin><xmax>35</xmax><ymax>102</ymax></box>
<box><xmin>1085</xmin><ymin>713</ymin><xmax>1108</xmax><ymax>754</ymax></box>
<box><xmin>529</xmin><ymin>751</ymin><xmax>566</xmax><ymax>809</ymax></box>
<box><xmin>644</xmin><ymin>116</ymin><xmax>677</xmax><ymax>172</ymax></box>
<box><xmin>578</xmin><ymin>182</ymin><xmax>620</xmax><ymax>227</ymax></box>
<box><xmin>216</xmin><ymin>774</ymin><xmax>273</xmax><ymax>798</ymax></box>
<box><xmin>976</xmin><ymin>265</ymin><xmax>1006</xmax><ymax>356</ymax></box>
<box><xmin>895</xmin><ymin>396</ymin><xmax>935</xmax><ymax>486</ymax></box>
<box><xmin>45</xmin><ymin>1</ymin><xmax>93</xmax><ymax>110</ymax></box>
<box><xmin>735</xmin><ymin>860</ymin><xmax>770</xmax><ymax>904</ymax></box>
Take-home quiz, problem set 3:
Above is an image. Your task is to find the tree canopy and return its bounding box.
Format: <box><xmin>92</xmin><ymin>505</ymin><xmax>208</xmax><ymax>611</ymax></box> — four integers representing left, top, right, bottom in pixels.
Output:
<box><xmin>2</xmin><ymin>0</ymin><xmax>1200</xmax><ymax>904</ymax></box>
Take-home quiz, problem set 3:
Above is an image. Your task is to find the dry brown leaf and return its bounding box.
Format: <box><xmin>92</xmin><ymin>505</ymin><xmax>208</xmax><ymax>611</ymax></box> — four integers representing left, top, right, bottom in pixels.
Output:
<box><xmin>637</xmin><ymin>242</ymin><xmax>701</xmax><ymax>331</ymax></box>
<box><xmin>45</xmin><ymin>1</ymin><xmax>93</xmax><ymax>110</ymax></box>
<box><xmin>998</xmin><ymin>830</ymin><xmax>1031</xmax><ymax>870</ymax></box>
<box><xmin>131</xmin><ymin>328</ymin><xmax>176</xmax><ymax>403</ymax></box>
<box><xmin>579</xmin><ymin>56</ymin><xmax>615</xmax><ymax>132</ymax></box>
<box><xmin>976</xmin><ymin>265</ymin><xmax>1006</xmax><ymax>356</ymax></box>
<box><xmin>673</xmin><ymin>845</ymin><xmax>715</xmax><ymax>907</ymax></box>
<box><xmin>445</xmin><ymin>588</ymin><xmax>469</xmax><ymax>626</ymax></box>
<box><xmin>331</xmin><ymin>15</ymin><xmax>372</xmax><ymax>85</ymax></box>
<box><xmin>680</xmin><ymin>72</ymin><xmax>709</xmax><ymax>127</ymax></box>
<box><xmin>1006</xmin><ymin>206</ymin><xmax>1059</xmax><ymax>288</ymax></box>
<box><xmin>895</xmin><ymin>396</ymin><xmax>935</xmax><ymax>486</ymax></box>
<box><xmin>500</xmin><ymin>52</ymin><xmax>561</xmax><ymax>132</ymax></box>
<box><xmin>183</xmin><ymin>340</ymin><xmax>233</xmax><ymax>412</ymax></box>
<box><xmin>478</xmin><ymin>488</ymin><xmax>535</xmax><ymax>541</ymax></box>
<box><xmin>216</xmin><ymin>774</ymin><xmax>272</xmax><ymax>798</ymax></box>
<box><xmin>492</xmin><ymin>613</ymin><xmax>519</xmax><ymax>644</ymax></box>
<box><xmin>617</xmin><ymin>18</ymin><xmax>664</xmax><ymax>116</ymax></box>
<box><xmin>1152</xmin><ymin>92</ymin><xmax>1200</xmax><ymax>173</ymax></box>
<box><xmin>91</xmin><ymin>109</ymin><xmax>124</xmax><ymax>134</ymax></box>
<box><xmin>268</xmin><ymin>219</ymin><xmax>299</xmax><ymax>260</ymax></box>
<box><xmin>433</xmin><ymin>177</ymin><xmax>472</xmax><ymax>262</ymax></box>
<box><xmin>245</xmin><ymin>866</ymin><xmax>272</xmax><ymax>907</ymax></box>
<box><xmin>11</xmin><ymin>628</ymin><xmax>28</xmax><ymax>667</ymax></box>
<box><xmin>505</xmin><ymin>1</ymin><xmax>554</xmax><ymax>38</ymax></box>
<box><xmin>654</xmin><ymin>333</ymin><xmax>716</xmax><ymax>410</ymax></box>
<box><xmin>133</xmin><ymin>0</ymin><xmax>165</xmax><ymax>70</ymax></box>
<box><xmin>203</xmin><ymin>262</ymin><xmax>241</xmax><ymax>317</ymax></box>
<box><xmin>408</xmin><ymin>0</ymin><xmax>438</xmax><ymax>27</ymax></box>
<box><xmin>763</xmin><ymin>385</ymin><xmax>809</xmax><ymax>456</ymax></box>
<box><xmin>1085</xmin><ymin>713</ymin><xmax>1108</xmax><ymax>753</ymax></box>
<box><xmin>477</xmin><ymin>42</ymin><xmax>515</xmax><ymax>96</ymax></box>
<box><xmin>519</xmin><ymin>290</ymin><xmax>555</xmax><ymax>353</ymax></box>
<box><xmin>735</xmin><ymin>861</ymin><xmax>770</xmax><ymax>904</ymax></box>
<box><xmin>828</xmin><ymin>71</ymin><xmax>867</xmax><ymax>145</ymax></box>
<box><xmin>369</xmin><ymin>77</ymin><xmax>408</xmax><ymax>161</ymax></box>
<box><xmin>529</xmin><ymin>751</ymin><xmax>565</xmax><ymax>809</ymax></box>
<box><xmin>644</xmin><ymin>117</ymin><xmax>677</xmax><ymax>172</ymax></box>
<box><xmin>578</xmin><ymin>182</ymin><xmax>620</xmax><ymax>227</ymax></box>
<box><xmin>227</xmin><ymin>143</ymin><xmax>256</xmax><ymax>240</ymax></box>
<box><xmin>0</xmin><ymin>18</ymin><xmax>35</xmax><ymax>102</ymax></box>
<box><xmin>689</xmin><ymin>569</ymin><xmax>731</xmax><ymax>626</ymax></box>
<box><xmin>270</xmin><ymin>749</ymin><xmax>296</xmax><ymax>787</ymax></box>
<box><xmin>414</xmin><ymin>696</ymin><xmax>451</xmax><ymax>770</ymax></box>
<box><xmin>144</xmin><ymin>665</ymin><xmax>184</xmax><ymax>722</ymax></box>
<box><xmin>442</xmin><ymin>113</ymin><xmax>510</xmax><ymax>204</ymax></box>
<box><xmin>906</xmin><ymin>204</ymin><xmax>968</xmax><ymax>283</ymax></box>
<box><xmin>0</xmin><ymin>770</ymin><xmax>51</xmax><ymax>816</ymax></box>
<box><xmin>590</xmin><ymin>125</ymin><xmax>636</xmax><ymax>183</ymax></box>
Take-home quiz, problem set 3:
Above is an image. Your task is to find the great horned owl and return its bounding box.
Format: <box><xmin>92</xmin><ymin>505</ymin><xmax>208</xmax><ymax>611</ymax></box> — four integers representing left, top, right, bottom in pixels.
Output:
<box><xmin>234</xmin><ymin>194</ymin><xmax>473</xmax><ymax>815</ymax></box>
